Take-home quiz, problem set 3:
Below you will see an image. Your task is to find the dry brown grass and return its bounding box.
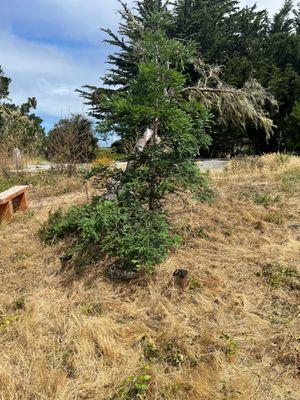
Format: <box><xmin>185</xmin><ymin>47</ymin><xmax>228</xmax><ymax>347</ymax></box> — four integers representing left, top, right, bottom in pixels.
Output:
<box><xmin>0</xmin><ymin>154</ymin><xmax>299</xmax><ymax>400</ymax></box>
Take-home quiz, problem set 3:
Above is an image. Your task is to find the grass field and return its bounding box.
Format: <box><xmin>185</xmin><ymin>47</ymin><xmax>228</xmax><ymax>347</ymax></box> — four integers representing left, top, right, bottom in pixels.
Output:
<box><xmin>0</xmin><ymin>154</ymin><xmax>299</xmax><ymax>400</ymax></box>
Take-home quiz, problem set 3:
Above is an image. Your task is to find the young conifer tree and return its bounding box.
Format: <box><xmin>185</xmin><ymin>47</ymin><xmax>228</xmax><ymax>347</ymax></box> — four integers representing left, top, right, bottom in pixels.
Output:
<box><xmin>98</xmin><ymin>9</ymin><xmax>213</xmax><ymax>210</ymax></box>
<box><xmin>42</xmin><ymin>1</ymin><xmax>276</xmax><ymax>272</ymax></box>
<box><xmin>39</xmin><ymin>6</ymin><xmax>213</xmax><ymax>271</ymax></box>
<box><xmin>97</xmin><ymin>5</ymin><xmax>275</xmax><ymax>210</ymax></box>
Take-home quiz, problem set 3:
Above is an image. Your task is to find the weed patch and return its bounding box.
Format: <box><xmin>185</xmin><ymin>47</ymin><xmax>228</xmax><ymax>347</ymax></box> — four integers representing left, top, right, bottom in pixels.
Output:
<box><xmin>143</xmin><ymin>338</ymin><xmax>193</xmax><ymax>369</ymax></box>
<box><xmin>189</xmin><ymin>275</ymin><xmax>202</xmax><ymax>291</ymax></box>
<box><xmin>195</xmin><ymin>226</ymin><xmax>214</xmax><ymax>240</ymax></box>
<box><xmin>12</xmin><ymin>297</ymin><xmax>26</xmax><ymax>311</ymax></box>
<box><xmin>256</xmin><ymin>262</ymin><xmax>299</xmax><ymax>289</ymax></box>
<box><xmin>263</xmin><ymin>210</ymin><xmax>285</xmax><ymax>225</ymax></box>
<box><xmin>252</xmin><ymin>193</ymin><xmax>281</xmax><ymax>207</ymax></box>
<box><xmin>219</xmin><ymin>333</ymin><xmax>238</xmax><ymax>359</ymax></box>
<box><xmin>0</xmin><ymin>312</ymin><xmax>19</xmax><ymax>329</ymax></box>
<box><xmin>279</xmin><ymin>166</ymin><xmax>300</xmax><ymax>193</ymax></box>
<box><xmin>111</xmin><ymin>371</ymin><xmax>152</xmax><ymax>400</ymax></box>
<box><xmin>10</xmin><ymin>251</ymin><xmax>33</xmax><ymax>262</ymax></box>
<box><xmin>79</xmin><ymin>302</ymin><xmax>102</xmax><ymax>316</ymax></box>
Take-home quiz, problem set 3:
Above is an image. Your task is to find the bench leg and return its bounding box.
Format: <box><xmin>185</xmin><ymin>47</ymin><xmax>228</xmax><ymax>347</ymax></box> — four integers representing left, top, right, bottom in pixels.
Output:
<box><xmin>18</xmin><ymin>192</ymin><xmax>28</xmax><ymax>211</ymax></box>
<box><xmin>0</xmin><ymin>201</ymin><xmax>13</xmax><ymax>222</ymax></box>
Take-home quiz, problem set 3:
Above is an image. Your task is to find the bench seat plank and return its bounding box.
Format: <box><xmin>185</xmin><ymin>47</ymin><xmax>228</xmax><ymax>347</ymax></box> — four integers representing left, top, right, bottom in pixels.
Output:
<box><xmin>0</xmin><ymin>186</ymin><xmax>29</xmax><ymax>204</ymax></box>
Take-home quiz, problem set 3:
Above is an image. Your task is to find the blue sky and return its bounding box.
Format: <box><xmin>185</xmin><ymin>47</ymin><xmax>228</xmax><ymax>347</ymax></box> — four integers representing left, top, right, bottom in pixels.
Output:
<box><xmin>0</xmin><ymin>0</ymin><xmax>290</xmax><ymax>133</ymax></box>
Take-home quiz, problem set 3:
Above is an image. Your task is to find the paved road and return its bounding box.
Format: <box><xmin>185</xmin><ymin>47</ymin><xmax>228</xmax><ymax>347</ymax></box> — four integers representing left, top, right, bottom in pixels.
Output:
<box><xmin>20</xmin><ymin>159</ymin><xmax>230</xmax><ymax>174</ymax></box>
<box><xmin>115</xmin><ymin>159</ymin><xmax>229</xmax><ymax>172</ymax></box>
<box><xmin>196</xmin><ymin>159</ymin><xmax>229</xmax><ymax>172</ymax></box>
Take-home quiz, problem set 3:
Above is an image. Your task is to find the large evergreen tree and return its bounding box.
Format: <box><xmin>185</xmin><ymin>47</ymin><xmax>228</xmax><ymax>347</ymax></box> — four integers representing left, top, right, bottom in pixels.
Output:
<box><xmin>174</xmin><ymin>0</ymin><xmax>240</xmax><ymax>64</ymax></box>
<box><xmin>78</xmin><ymin>2</ymin><xmax>170</xmax><ymax>109</ymax></box>
<box><xmin>78</xmin><ymin>0</ymin><xmax>300</xmax><ymax>155</ymax></box>
<box><xmin>266</xmin><ymin>1</ymin><xmax>300</xmax><ymax>151</ymax></box>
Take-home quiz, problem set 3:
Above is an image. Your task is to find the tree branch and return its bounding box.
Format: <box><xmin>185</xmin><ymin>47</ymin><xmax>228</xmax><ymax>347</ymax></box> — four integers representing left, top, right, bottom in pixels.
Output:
<box><xmin>181</xmin><ymin>87</ymin><xmax>237</xmax><ymax>94</ymax></box>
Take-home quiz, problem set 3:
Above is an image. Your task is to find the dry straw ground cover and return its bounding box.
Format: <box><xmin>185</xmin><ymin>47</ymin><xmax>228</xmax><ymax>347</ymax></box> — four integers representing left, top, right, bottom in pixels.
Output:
<box><xmin>0</xmin><ymin>154</ymin><xmax>299</xmax><ymax>400</ymax></box>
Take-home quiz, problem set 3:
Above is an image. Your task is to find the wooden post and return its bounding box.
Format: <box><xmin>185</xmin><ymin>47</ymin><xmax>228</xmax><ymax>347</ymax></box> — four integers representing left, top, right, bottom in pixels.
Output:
<box><xmin>173</xmin><ymin>269</ymin><xmax>189</xmax><ymax>290</ymax></box>
<box><xmin>60</xmin><ymin>254</ymin><xmax>73</xmax><ymax>272</ymax></box>
<box><xmin>0</xmin><ymin>201</ymin><xmax>13</xmax><ymax>222</ymax></box>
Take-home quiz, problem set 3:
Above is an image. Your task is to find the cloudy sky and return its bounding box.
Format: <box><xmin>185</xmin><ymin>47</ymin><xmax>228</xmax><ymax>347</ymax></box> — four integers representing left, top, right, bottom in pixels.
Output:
<box><xmin>0</xmin><ymin>0</ymin><xmax>289</xmax><ymax>132</ymax></box>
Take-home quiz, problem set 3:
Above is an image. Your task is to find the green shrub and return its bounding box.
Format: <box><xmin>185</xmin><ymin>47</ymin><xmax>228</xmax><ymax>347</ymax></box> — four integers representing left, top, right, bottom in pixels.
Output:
<box><xmin>12</xmin><ymin>297</ymin><xmax>25</xmax><ymax>311</ymax></box>
<box><xmin>39</xmin><ymin>199</ymin><xmax>181</xmax><ymax>272</ymax></box>
<box><xmin>95</xmin><ymin>147</ymin><xmax>127</xmax><ymax>162</ymax></box>
<box><xmin>256</xmin><ymin>262</ymin><xmax>299</xmax><ymax>289</ymax></box>
<box><xmin>219</xmin><ymin>332</ymin><xmax>238</xmax><ymax>357</ymax></box>
<box><xmin>111</xmin><ymin>372</ymin><xmax>152</xmax><ymax>400</ymax></box>
<box><xmin>39</xmin><ymin>207</ymin><xmax>84</xmax><ymax>244</ymax></box>
<box><xmin>252</xmin><ymin>193</ymin><xmax>281</xmax><ymax>207</ymax></box>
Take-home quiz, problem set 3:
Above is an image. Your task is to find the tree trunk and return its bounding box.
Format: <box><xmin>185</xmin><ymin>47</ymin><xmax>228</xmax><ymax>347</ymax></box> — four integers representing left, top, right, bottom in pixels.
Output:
<box><xmin>125</xmin><ymin>128</ymin><xmax>154</xmax><ymax>173</ymax></box>
<box><xmin>148</xmin><ymin>118</ymin><xmax>159</xmax><ymax>211</ymax></box>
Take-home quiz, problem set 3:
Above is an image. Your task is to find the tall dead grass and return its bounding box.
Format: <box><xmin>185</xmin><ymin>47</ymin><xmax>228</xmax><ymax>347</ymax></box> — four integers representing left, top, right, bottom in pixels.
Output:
<box><xmin>0</xmin><ymin>154</ymin><xmax>299</xmax><ymax>400</ymax></box>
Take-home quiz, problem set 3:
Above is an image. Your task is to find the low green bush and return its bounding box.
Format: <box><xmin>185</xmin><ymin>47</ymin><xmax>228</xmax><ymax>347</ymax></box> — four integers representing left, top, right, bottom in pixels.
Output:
<box><xmin>111</xmin><ymin>372</ymin><xmax>152</xmax><ymax>400</ymax></box>
<box><xmin>95</xmin><ymin>147</ymin><xmax>128</xmax><ymax>162</ymax></box>
<box><xmin>39</xmin><ymin>199</ymin><xmax>181</xmax><ymax>272</ymax></box>
<box><xmin>252</xmin><ymin>193</ymin><xmax>281</xmax><ymax>207</ymax></box>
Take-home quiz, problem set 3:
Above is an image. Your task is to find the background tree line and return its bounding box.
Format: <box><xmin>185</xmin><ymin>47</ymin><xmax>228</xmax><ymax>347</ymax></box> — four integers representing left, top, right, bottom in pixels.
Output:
<box><xmin>0</xmin><ymin>67</ymin><xmax>97</xmax><ymax>167</ymax></box>
<box><xmin>2</xmin><ymin>0</ymin><xmax>299</xmax><ymax>162</ymax></box>
<box><xmin>0</xmin><ymin>67</ymin><xmax>45</xmax><ymax>157</ymax></box>
<box><xmin>80</xmin><ymin>0</ymin><xmax>300</xmax><ymax>156</ymax></box>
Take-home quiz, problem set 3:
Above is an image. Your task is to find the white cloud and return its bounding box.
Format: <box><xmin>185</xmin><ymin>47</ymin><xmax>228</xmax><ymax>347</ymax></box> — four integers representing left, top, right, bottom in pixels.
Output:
<box><xmin>0</xmin><ymin>0</ymin><xmax>134</xmax><ymax>44</ymax></box>
<box><xmin>0</xmin><ymin>0</ymin><xmax>137</xmax><ymax>129</ymax></box>
<box><xmin>0</xmin><ymin>29</ymin><xmax>105</xmax><ymax>123</ymax></box>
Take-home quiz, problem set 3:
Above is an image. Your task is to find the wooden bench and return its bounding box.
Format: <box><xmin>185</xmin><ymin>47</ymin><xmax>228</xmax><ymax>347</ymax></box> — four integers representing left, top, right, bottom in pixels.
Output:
<box><xmin>0</xmin><ymin>186</ymin><xmax>29</xmax><ymax>222</ymax></box>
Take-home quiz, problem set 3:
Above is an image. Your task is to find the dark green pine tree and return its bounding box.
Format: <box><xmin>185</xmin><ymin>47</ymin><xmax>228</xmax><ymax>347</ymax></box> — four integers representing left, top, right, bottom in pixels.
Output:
<box><xmin>79</xmin><ymin>0</ymin><xmax>299</xmax><ymax>155</ymax></box>
<box><xmin>174</xmin><ymin>0</ymin><xmax>300</xmax><ymax>154</ymax></box>
<box><xmin>173</xmin><ymin>1</ymin><xmax>274</xmax><ymax>155</ymax></box>
<box><xmin>223</xmin><ymin>5</ymin><xmax>269</xmax><ymax>87</ymax></box>
<box><xmin>173</xmin><ymin>0</ymin><xmax>240</xmax><ymax>65</ymax></box>
<box><xmin>265</xmin><ymin>1</ymin><xmax>300</xmax><ymax>151</ymax></box>
<box><xmin>271</xmin><ymin>0</ymin><xmax>294</xmax><ymax>34</ymax></box>
<box><xmin>101</xmin><ymin>0</ymin><xmax>170</xmax><ymax>88</ymax></box>
<box><xmin>137</xmin><ymin>0</ymin><xmax>170</xmax><ymax>29</ymax></box>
